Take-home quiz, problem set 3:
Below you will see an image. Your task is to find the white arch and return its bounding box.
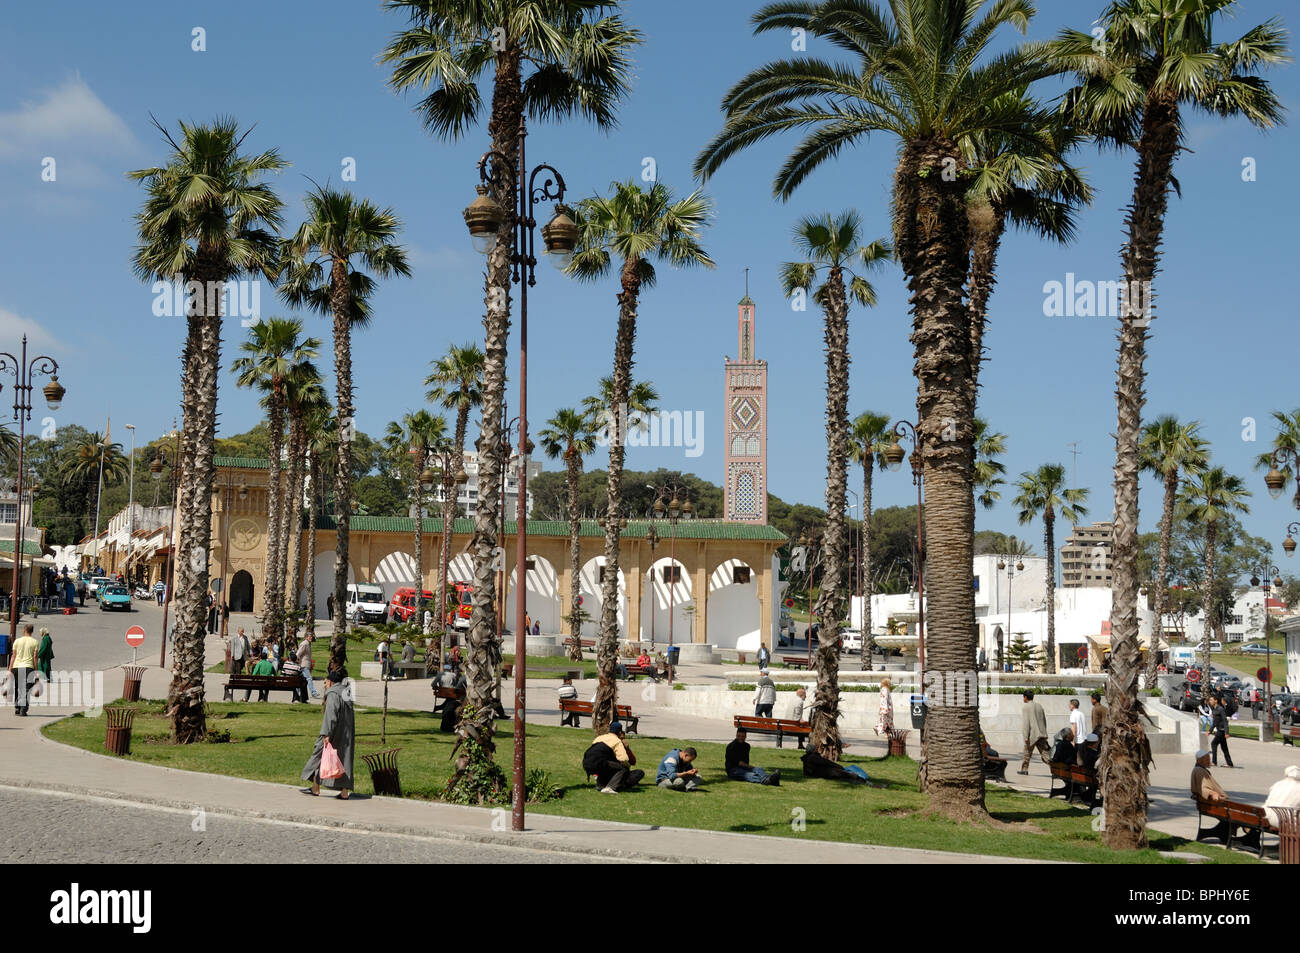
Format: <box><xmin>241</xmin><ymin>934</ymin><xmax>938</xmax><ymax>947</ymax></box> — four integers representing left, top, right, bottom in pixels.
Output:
<box><xmin>507</xmin><ymin>553</ymin><xmax>562</xmax><ymax>635</ymax></box>
<box><xmin>447</xmin><ymin>551</ymin><xmax>475</xmax><ymax>585</ymax></box>
<box><xmin>312</xmin><ymin>552</ymin><xmax>355</xmax><ymax>620</ymax></box>
<box><xmin>639</xmin><ymin>556</ymin><xmax>693</xmax><ymax>649</ymax></box>
<box><xmin>579</xmin><ymin>556</ymin><xmax>627</xmax><ymax>640</ymax></box>
<box><xmin>707</xmin><ymin>557</ymin><xmax>760</xmax><ymax>651</ymax></box>
<box><xmin>374</xmin><ymin>551</ymin><xmax>418</xmax><ymax>594</ymax></box>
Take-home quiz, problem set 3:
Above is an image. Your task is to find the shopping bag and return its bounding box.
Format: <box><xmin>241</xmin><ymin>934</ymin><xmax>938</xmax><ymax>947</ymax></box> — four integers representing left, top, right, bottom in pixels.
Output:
<box><xmin>320</xmin><ymin>739</ymin><xmax>344</xmax><ymax>779</ymax></box>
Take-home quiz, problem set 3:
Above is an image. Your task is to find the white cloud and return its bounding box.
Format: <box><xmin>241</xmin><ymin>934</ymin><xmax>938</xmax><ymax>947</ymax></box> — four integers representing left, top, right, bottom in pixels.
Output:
<box><xmin>0</xmin><ymin>307</ymin><xmax>60</xmax><ymax>353</ymax></box>
<box><xmin>0</xmin><ymin>74</ymin><xmax>140</xmax><ymax>166</ymax></box>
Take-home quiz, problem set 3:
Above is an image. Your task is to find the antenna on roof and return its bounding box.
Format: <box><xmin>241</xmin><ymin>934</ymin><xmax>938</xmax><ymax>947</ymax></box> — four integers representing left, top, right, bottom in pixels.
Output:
<box><xmin>744</xmin><ymin>266</ymin><xmax>749</xmax><ymax>298</ymax></box>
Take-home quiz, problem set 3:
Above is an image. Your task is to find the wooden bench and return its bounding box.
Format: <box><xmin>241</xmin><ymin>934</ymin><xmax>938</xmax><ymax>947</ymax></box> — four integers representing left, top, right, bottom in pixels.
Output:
<box><xmin>1047</xmin><ymin>761</ymin><xmax>1100</xmax><ymax>808</ymax></box>
<box><xmin>558</xmin><ymin>699</ymin><xmax>639</xmax><ymax>733</ymax></box>
<box><xmin>532</xmin><ymin>666</ymin><xmax>582</xmax><ymax>680</ymax></box>
<box><xmin>223</xmin><ymin>674</ymin><xmax>304</xmax><ymax>701</ymax></box>
<box><xmin>1280</xmin><ymin>725</ymin><xmax>1300</xmax><ymax>746</ymax></box>
<box><xmin>733</xmin><ymin>714</ymin><xmax>811</xmax><ymax>748</ymax></box>
<box><xmin>1194</xmin><ymin>796</ymin><xmax>1278</xmax><ymax>857</ymax></box>
<box><xmin>622</xmin><ymin>663</ymin><xmax>659</xmax><ymax>681</ymax></box>
<box><xmin>501</xmin><ymin>663</ymin><xmax>514</xmax><ymax>679</ymax></box>
<box><xmin>779</xmin><ymin>655</ymin><xmax>811</xmax><ymax>670</ymax></box>
<box><xmin>432</xmin><ymin>685</ymin><xmax>465</xmax><ymax>711</ymax></box>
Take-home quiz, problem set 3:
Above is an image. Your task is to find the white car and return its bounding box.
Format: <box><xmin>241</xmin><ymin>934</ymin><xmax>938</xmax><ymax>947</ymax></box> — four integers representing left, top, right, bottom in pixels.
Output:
<box><xmin>839</xmin><ymin>628</ymin><xmax>863</xmax><ymax>653</ymax></box>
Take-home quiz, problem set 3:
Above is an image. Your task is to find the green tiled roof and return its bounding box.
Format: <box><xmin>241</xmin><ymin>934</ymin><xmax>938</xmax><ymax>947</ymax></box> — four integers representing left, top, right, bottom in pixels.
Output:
<box><xmin>0</xmin><ymin>539</ymin><xmax>46</xmax><ymax>556</ymax></box>
<box><xmin>316</xmin><ymin>514</ymin><xmax>785</xmax><ymax>542</ymax></box>
<box><xmin>215</xmin><ymin>457</ymin><xmax>284</xmax><ymax>470</ymax></box>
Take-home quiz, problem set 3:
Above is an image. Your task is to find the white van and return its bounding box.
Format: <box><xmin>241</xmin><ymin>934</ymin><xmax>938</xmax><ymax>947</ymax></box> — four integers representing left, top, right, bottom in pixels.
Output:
<box><xmin>345</xmin><ymin>583</ymin><xmax>388</xmax><ymax>624</ymax></box>
<box><xmin>1168</xmin><ymin>645</ymin><xmax>1197</xmax><ymax>672</ymax></box>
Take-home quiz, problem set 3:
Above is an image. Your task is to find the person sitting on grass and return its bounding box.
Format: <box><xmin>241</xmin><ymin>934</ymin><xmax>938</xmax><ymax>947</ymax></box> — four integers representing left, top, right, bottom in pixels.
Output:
<box><xmin>725</xmin><ymin>729</ymin><xmax>780</xmax><ymax>786</ymax></box>
<box><xmin>657</xmin><ymin>746</ymin><xmax>701</xmax><ymax>791</ymax></box>
<box><xmin>250</xmin><ymin>650</ymin><xmax>277</xmax><ymax>702</ymax></box>
<box><xmin>585</xmin><ymin>722</ymin><xmax>643</xmax><ymax>794</ymax></box>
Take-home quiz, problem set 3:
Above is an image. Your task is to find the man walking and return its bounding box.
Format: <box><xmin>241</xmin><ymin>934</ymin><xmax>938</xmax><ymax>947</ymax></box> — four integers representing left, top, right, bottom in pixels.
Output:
<box><xmin>1210</xmin><ymin>694</ymin><xmax>1234</xmax><ymax>768</ymax></box>
<box><xmin>754</xmin><ymin>669</ymin><xmax>776</xmax><ymax>717</ymax></box>
<box><xmin>8</xmin><ymin>623</ymin><xmax>40</xmax><ymax>716</ymax></box>
<box><xmin>1019</xmin><ymin>690</ymin><xmax>1051</xmax><ymax>775</ymax></box>
<box><xmin>297</xmin><ymin>634</ymin><xmax>319</xmax><ymax>699</ymax></box>
<box><xmin>1068</xmin><ymin>698</ymin><xmax>1087</xmax><ymax>749</ymax></box>
<box><xmin>1089</xmin><ymin>691</ymin><xmax>1107</xmax><ymax>736</ymax></box>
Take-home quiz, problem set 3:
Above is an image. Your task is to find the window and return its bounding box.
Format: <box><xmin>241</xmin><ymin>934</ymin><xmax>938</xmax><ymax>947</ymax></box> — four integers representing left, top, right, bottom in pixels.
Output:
<box><xmin>598</xmin><ymin>566</ymin><xmax>607</xmax><ymax>584</ymax></box>
<box><xmin>661</xmin><ymin>565</ymin><xmax>682</xmax><ymax>584</ymax></box>
<box><xmin>732</xmin><ymin>566</ymin><xmax>751</xmax><ymax>585</ymax></box>
<box><xmin>0</xmin><ymin>503</ymin><xmax>16</xmax><ymax>523</ymax></box>
<box><xmin>525</xmin><ymin>558</ymin><xmax>536</xmax><ymax>571</ymax></box>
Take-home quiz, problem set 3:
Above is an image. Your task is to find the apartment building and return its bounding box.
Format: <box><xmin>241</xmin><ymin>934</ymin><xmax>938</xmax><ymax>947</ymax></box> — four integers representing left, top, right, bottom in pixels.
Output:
<box><xmin>1060</xmin><ymin>521</ymin><xmax>1114</xmax><ymax>588</ymax></box>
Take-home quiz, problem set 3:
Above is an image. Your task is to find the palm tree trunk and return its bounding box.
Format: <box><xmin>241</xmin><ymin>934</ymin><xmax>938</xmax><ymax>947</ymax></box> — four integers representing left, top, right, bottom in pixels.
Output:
<box><xmin>893</xmin><ymin>139</ymin><xmax>984</xmax><ymax>818</ymax></box>
<box><xmin>330</xmin><ymin>257</ymin><xmax>354</xmax><ymax>672</ymax></box>
<box><xmin>461</xmin><ymin>45</ymin><xmax>522</xmax><ymax>743</ymax></box>
<box><xmin>414</xmin><ymin>472</ymin><xmax>424</xmax><ymax>609</ymax></box>
<box><xmin>439</xmin><ymin>403</ymin><xmax>469</xmax><ymax>666</ymax></box>
<box><xmin>965</xmin><ymin>205</ymin><xmax>1005</xmax><ymax>399</ymax></box>
<box><xmin>1146</xmin><ymin>470</ymin><xmax>1178</xmax><ymax>683</ymax></box>
<box><xmin>1044</xmin><ymin>510</ymin><xmax>1056</xmax><ymax>674</ymax></box>
<box><xmin>811</xmin><ymin>271</ymin><xmax>850</xmax><ymax>760</ymax></box>
<box><xmin>593</xmin><ymin>261</ymin><xmax>641</xmax><ymax>734</ymax></box>
<box><xmin>264</xmin><ymin>389</ymin><xmax>285</xmax><ymax>647</ymax></box>
<box><xmin>284</xmin><ymin>414</ymin><xmax>305</xmax><ymax>640</ymax></box>
<box><xmin>566</xmin><ymin>452</ymin><xmax>584</xmax><ymax>662</ymax></box>
<box><xmin>861</xmin><ymin>459</ymin><xmax>874</xmax><ymax>671</ymax></box>
<box><xmin>306</xmin><ymin>448</ymin><xmax>319</xmax><ymax>639</ymax></box>
<box><xmin>1102</xmin><ymin>92</ymin><xmax>1179</xmax><ymax>852</ymax></box>
<box><xmin>169</xmin><ymin>260</ymin><xmax>221</xmax><ymax>743</ymax></box>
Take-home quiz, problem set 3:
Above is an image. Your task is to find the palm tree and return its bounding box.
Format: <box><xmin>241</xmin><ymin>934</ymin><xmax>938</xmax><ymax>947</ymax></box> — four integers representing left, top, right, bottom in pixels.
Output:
<box><xmin>1056</xmin><ymin>0</ymin><xmax>1286</xmax><ymax>850</ymax></box>
<box><xmin>0</xmin><ymin>425</ymin><xmax>20</xmax><ymax>470</ymax></box>
<box><xmin>1013</xmin><ymin>465</ymin><xmax>1089</xmax><ymax>675</ymax></box>
<box><xmin>1255</xmin><ymin>409</ymin><xmax>1300</xmax><ymax>509</ymax></box>
<box><xmin>129</xmin><ymin>118</ymin><xmax>285</xmax><ymax>743</ymax></box>
<box><xmin>584</xmin><ymin>376</ymin><xmax>661</xmax><ymax>440</ymax></box>
<box><xmin>1139</xmin><ymin>416</ymin><xmax>1209</xmax><ymax>682</ymax></box>
<box><xmin>540</xmin><ymin>407</ymin><xmax>599</xmax><ymax>662</ymax></box>
<box><xmin>567</xmin><ymin>179</ymin><xmax>714</xmax><ymax>733</ymax></box>
<box><xmin>283</xmin><ymin>365</ymin><xmax>327</xmax><ymax>639</ymax></box>
<box><xmin>780</xmin><ymin>212</ymin><xmax>890</xmax><ymax>761</ymax></box>
<box><xmin>848</xmin><ymin>411</ymin><xmax>892</xmax><ymax>672</ymax></box>
<box><xmin>425</xmin><ymin>343</ymin><xmax>485</xmax><ymax>645</ymax></box>
<box><xmin>698</xmin><ymin>0</ymin><xmax>1062</xmax><ymax>821</ymax></box>
<box><xmin>382</xmin><ymin>0</ymin><xmax>640</xmax><ymax>751</ymax></box>
<box><xmin>1179</xmin><ymin>468</ymin><xmax>1251</xmax><ymax>672</ymax></box>
<box><xmin>62</xmin><ymin>433</ymin><xmax>129</xmax><ymax>529</ymax></box>
<box><xmin>385</xmin><ymin>410</ymin><xmax>449</xmax><ymax>615</ymax></box>
<box><xmin>974</xmin><ymin>418</ymin><xmax>1008</xmax><ymax>511</ymax></box>
<box><xmin>280</xmin><ymin>186</ymin><xmax>410</xmax><ymax>672</ymax></box>
<box><xmin>231</xmin><ymin>317</ymin><xmax>320</xmax><ymax>645</ymax></box>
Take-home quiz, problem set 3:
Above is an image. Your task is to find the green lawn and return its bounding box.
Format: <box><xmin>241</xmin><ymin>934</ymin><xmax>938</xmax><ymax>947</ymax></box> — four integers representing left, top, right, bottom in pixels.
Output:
<box><xmin>1212</xmin><ymin>636</ymin><xmax>1288</xmax><ymax>683</ymax></box>
<box><xmin>45</xmin><ymin>700</ymin><xmax>1252</xmax><ymax>864</ymax></box>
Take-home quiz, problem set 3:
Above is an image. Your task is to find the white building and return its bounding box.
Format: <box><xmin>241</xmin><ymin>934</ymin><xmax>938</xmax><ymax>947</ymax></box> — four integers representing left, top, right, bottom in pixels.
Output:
<box><xmin>422</xmin><ymin>450</ymin><xmax>540</xmax><ymax>521</ymax></box>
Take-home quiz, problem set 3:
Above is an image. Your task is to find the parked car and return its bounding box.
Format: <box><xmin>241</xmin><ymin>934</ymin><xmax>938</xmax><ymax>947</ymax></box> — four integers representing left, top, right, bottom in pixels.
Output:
<box><xmin>1238</xmin><ymin>643</ymin><xmax>1273</xmax><ymax>655</ymax></box>
<box><xmin>345</xmin><ymin>583</ymin><xmax>388</xmax><ymax>625</ymax></box>
<box><xmin>840</xmin><ymin>628</ymin><xmax>863</xmax><ymax>653</ymax></box>
<box><xmin>389</xmin><ymin>587</ymin><xmax>434</xmax><ymax>623</ymax></box>
<box><xmin>1175</xmin><ymin>681</ymin><xmax>1203</xmax><ymax>712</ymax></box>
<box><xmin>88</xmin><ymin>576</ymin><xmax>112</xmax><ymax>599</ymax></box>
<box><xmin>1209</xmin><ymin>640</ymin><xmax>1223</xmax><ymax>653</ymax></box>
<box><xmin>98</xmin><ymin>585</ymin><xmax>132</xmax><ymax>612</ymax></box>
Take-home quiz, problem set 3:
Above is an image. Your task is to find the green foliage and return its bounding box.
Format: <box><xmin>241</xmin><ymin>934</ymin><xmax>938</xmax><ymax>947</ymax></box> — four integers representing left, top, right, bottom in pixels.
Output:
<box><xmin>519</xmin><ymin>768</ymin><xmax>561</xmax><ymax>804</ymax></box>
<box><xmin>1005</xmin><ymin>635</ymin><xmax>1045</xmax><ymax>673</ymax></box>
<box><xmin>443</xmin><ymin>736</ymin><xmax>509</xmax><ymax>806</ymax></box>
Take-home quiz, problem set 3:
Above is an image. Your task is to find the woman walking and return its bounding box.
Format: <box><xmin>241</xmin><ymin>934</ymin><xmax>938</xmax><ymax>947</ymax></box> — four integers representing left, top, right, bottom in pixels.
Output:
<box><xmin>301</xmin><ymin>666</ymin><xmax>355</xmax><ymax>799</ymax></box>
<box><xmin>36</xmin><ymin>627</ymin><xmax>54</xmax><ymax>679</ymax></box>
<box><xmin>874</xmin><ymin>676</ymin><xmax>894</xmax><ymax>736</ymax></box>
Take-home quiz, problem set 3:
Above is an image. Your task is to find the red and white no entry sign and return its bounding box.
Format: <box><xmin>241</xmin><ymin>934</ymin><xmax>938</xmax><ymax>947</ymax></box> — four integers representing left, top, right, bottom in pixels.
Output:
<box><xmin>125</xmin><ymin>625</ymin><xmax>146</xmax><ymax>647</ymax></box>
<box><xmin>1186</xmin><ymin>667</ymin><xmax>1201</xmax><ymax>684</ymax></box>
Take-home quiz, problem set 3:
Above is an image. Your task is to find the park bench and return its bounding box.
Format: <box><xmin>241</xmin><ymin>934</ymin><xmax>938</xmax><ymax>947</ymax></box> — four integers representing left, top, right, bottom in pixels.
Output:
<box><xmin>1047</xmin><ymin>761</ymin><xmax>1100</xmax><ymax>809</ymax></box>
<box><xmin>1194</xmin><ymin>796</ymin><xmax>1278</xmax><ymax>857</ymax></box>
<box><xmin>223</xmin><ymin>673</ymin><xmax>304</xmax><ymax>701</ymax></box>
<box><xmin>580</xmin><ymin>639</ymin><xmax>597</xmax><ymax>650</ymax></box>
<box><xmin>733</xmin><ymin>714</ymin><xmax>811</xmax><ymax>749</ymax></box>
<box><xmin>501</xmin><ymin>663</ymin><xmax>514</xmax><ymax>679</ymax></box>
<box><xmin>1280</xmin><ymin>725</ymin><xmax>1300</xmax><ymax>747</ymax></box>
<box><xmin>623</xmin><ymin>663</ymin><xmax>659</xmax><ymax>681</ymax></box>
<box><xmin>558</xmin><ymin>699</ymin><xmax>639</xmax><ymax>733</ymax></box>
<box><xmin>779</xmin><ymin>655</ymin><xmax>811</xmax><ymax>670</ymax></box>
<box><xmin>432</xmin><ymin>685</ymin><xmax>465</xmax><ymax>711</ymax></box>
<box><xmin>392</xmin><ymin>660</ymin><xmax>428</xmax><ymax>679</ymax></box>
<box><xmin>981</xmin><ymin>743</ymin><xmax>1008</xmax><ymax>782</ymax></box>
<box><xmin>532</xmin><ymin>666</ymin><xmax>583</xmax><ymax>680</ymax></box>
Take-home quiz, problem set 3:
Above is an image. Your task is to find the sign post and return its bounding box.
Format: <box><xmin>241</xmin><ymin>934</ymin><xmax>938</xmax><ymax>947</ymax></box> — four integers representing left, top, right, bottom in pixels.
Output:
<box><xmin>126</xmin><ymin>624</ymin><xmax>145</xmax><ymax>665</ymax></box>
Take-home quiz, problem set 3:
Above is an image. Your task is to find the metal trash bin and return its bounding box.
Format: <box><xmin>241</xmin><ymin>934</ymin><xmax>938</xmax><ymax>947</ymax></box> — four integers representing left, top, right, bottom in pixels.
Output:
<box><xmin>362</xmin><ymin>748</ymin><xmax>402</xmax><ymax>797</ymax></box>
<box><xmin>104</xmin><ymin>707</ymin><xmax>137</xmax><ymax>756</ymax></box>
<box><xmin>910</xmin><ymin>694</ymin><xmax>926</xmax><ymax>730</ymax></box>
<box><xmin>1276</xmin><ymin>807</ymin><xmax>1300</xmax><ymax>865</ymax></box>
<box><xmin>122</xmin><ymin>665</ymin><xmax>146</xmax><ymax>703</ymax></box>
<box><xmin>665</xmin><ymin>645</ymin><xmax>680</xmax><ymax>667</ymax></box>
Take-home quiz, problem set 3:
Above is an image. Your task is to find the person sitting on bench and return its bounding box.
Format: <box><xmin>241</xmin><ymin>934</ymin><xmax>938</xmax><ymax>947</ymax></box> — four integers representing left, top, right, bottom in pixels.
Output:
<box><xmin>250</xmin><ymin>650</ymin><xmax>277</xmax><ymax>701</ymax></box>
<box><xmin>1191</xmin><ymin>749</ymin><xmax>1227</xmax><ymax>803</ymax></box>
<box><xmin>1078</xmin><ymin>733</ymin><xmax>1100</xmax><ymax>770</ymax></box>
<box><xmin>558</xmin><ymin>676</ymin><xmax>580</xmax><ymax>726</ymax></box>
<box><xmin>1050</xmin><ymin>727</ymin><xmax>1076</xmax><ymax>765</ymax></box>
<box><xmin>725</xmin><ymin>729</ymin><xmax>780</xmax><ymax>786</ymax></box>
<box><xmin>1265</xmin><ymin>765</ymin><xmax>1300</xmax><ymax>827</ymax></box>
<box><xmin>635</xmin><ymin>650</ymin><xmax>659</xmax><ymax>682</ymax></box>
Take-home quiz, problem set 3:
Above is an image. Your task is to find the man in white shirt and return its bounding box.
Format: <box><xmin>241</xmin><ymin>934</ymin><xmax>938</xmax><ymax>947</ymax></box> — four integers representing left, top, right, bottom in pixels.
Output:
<box><xmin>1068</xmin><ymin>698</ymin><xmax>1087</xmax><ymax>746</ymax></box>
<box><xmin>377</xmin><ymin>637</ymin><xmax>394</xmax><ymax>680</ymax></box>
<box><xmin>297</xmin><ymin>635</ymin><xmax>319</xmax><ymax>699</ymax></box>
<box><xmin>558</xmin><ymin>676</ymin><xmax>579</xmax><ymax>726</ymax></box>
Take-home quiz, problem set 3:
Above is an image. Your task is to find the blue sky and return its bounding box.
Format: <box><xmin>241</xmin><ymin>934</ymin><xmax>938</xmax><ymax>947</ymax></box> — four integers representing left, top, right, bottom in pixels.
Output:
<box><xmin>1</xmin><ymin>0</ymin><xmax>1297</xmax><ymax>560</ymax></box>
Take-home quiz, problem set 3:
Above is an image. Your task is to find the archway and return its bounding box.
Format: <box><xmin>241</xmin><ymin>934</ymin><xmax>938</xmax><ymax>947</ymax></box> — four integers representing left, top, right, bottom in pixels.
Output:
<box><xmin>313</xmin><ymin>552</ymin><xmax>355</xmax><ymax>620</ymax></box>
<box><xmin>579</xmin><ymin>556</ymin><xmax>626</xmax><ymax>641</ymax></box>
<box><xmin>374</xmin><ymin>551</ymin><xmax>418</xmax><ymax>594</ymax></box>
<box><xmin>229</xmin><ymin>570</ymin><xmax>254</xmax><ymax>613</ymax></box>
<box><xmin>707</xmin><ymin>558</ymin><xmax>760</xmax><ymax>651</ymax></box>
<box><xmin>507</xmin><ymin>553</ymin><xmax>562</xmax><ymax>634</ymax></box>
<box><xmin>640</xmin><ymin>556</ymin><xmax>692</xmax><ymax>650</ymax></box>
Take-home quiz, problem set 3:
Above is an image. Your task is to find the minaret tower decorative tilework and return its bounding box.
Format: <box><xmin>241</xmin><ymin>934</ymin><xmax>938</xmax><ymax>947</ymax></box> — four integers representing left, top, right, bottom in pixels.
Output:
<box><xmin>724</xmin><ymin>279</ymin><xmax>768</xmax><ymax>523</ymax></box>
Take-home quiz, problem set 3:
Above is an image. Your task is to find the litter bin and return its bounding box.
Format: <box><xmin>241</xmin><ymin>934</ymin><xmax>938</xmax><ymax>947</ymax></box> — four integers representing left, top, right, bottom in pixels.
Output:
<box><xmin>888</xmin><ymin>729</ymin><xmax>910</xmax><ymax>758</ymax></box>
<box><xmin>1277</xmin><ymin>807</ymin><xmax>1300</xmax><ymax>865</ymax></box>
<box><xmin>104</xmin><ymin>706</ymin><xmax>137</xmax><ymax>756</ymax></box>
<box><xmin>666</xmin><ymin>645</ymin><xmax>680</xmax><ymax>667</ymax></box>
<box><xmin>362</xmin><ymin>747</ymin><xmax>403</xmax><ymax>797</ymax></box>
<box><xmin>910</xmin><ymin>694</ymin><xmax>926</xmax><ymax>730</ymax></box>
<box><xmin>122</xmin><ymin>665</ymin><xmax>146</xmax><ymax>703</ymax></box>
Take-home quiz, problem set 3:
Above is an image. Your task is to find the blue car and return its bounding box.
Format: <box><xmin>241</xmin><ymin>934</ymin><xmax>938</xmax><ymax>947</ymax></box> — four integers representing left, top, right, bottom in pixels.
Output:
<box><xmin>99</xmin><ymin>585</ymin><xmax>133</xmax><ymax>612</ymax></box>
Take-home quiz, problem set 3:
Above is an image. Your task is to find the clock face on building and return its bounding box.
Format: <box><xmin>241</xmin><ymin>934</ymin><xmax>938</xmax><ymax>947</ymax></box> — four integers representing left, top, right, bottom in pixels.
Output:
<box><xmin>231</xmin><ymin>519</ymin><xmax>261</xmax><ymax>552</ymax></box>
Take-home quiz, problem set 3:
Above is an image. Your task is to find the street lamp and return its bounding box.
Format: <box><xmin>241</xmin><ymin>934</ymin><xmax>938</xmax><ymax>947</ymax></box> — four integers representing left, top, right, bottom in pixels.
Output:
<box><xmin>1250</xmin><ymin>563</ymin><xmax>1282</xmax><ymax>718</ymax></box>
<box><xmin>465</xmin><ymin>116</ymin><xmax>574</xmax><ymax>834</ymax></box>
<box><xmin>0</xmin><ymin>336</ymin><xmax>64</xmax><ymax>639</ymax></box>
<box><xmin>995</xmin><ymin>556</ymin><xmax>1025</xmax><ymax>672</ymax></box>
<box><xmin>886</xmin><ymin>419</ymin><xmax>925</xmax><ymax>677</ymax></box>
<box><xmin>1265</xmin><ymin>448</ymin><xmax>1300</xmax><ymax>510</ymax></box>
<box><xmin>1283</xmin><ymin>521</ymin><xmax>1299</xmax><ymax>559</ymax></box>
<box><xmin>125</xmin><ymin>424</ymin><xmax>136</xmax><ymax>586</ymax></box>
<box><xmin>150</xmin><ymin>435</ymin><xmax>181</xmax><ymax>665</ymax></box>
<box><xmin>644</xmin><ymin>522</ymin><xmax>660</xmax><ymax>649</ymax></box>
<box><xmin>797</xmin><ymin>532</ymin><xmax>820</xmax><ymax>667</ymax></box>
<box><xmin>647</xmin><ymin>484</ymin><xmax>693</xmax><ymax>680</ymax></box>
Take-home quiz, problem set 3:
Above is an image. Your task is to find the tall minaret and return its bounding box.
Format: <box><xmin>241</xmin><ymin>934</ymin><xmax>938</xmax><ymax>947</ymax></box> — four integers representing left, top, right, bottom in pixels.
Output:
<box><xmin>723</xmin><ymin>275</ymin><xmax>768</xmax><ymax>523</ymax></box>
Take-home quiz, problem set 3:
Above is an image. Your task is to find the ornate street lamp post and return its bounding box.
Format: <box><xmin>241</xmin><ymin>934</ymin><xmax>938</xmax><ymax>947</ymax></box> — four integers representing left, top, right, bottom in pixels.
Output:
<box><xmin>647</xmin><ymin>485</ymin><xmax>693</xmax><ymax>681</ymax></box>
<box><xmin>0</xmin><ymin>336</ymin><xmax>64</xmax><ymax>639</ymax></box>
<box><xmin>884</xmin><ymin>420</ymin><xmax>925</xmax><ymax>677</ymax></box>
<box><xmin>996</xmin><ymin>556</ymin><xmax>1025</xmax><ymax>672</ymax></box>
<box><xmin>1250</xmin><ymin>564</ymin><xmax>1283</xmax><ymax>720</ymax></box>
<box><xmin>464</xmin><ymin>117</ymin><xmax>577</xmax><ymax>833</ymax></box>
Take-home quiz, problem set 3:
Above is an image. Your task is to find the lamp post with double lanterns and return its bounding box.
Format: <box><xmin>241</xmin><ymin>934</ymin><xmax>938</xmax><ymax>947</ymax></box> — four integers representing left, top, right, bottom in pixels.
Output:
<box><xmin>463</xmin><ymin>116</ymin><xmax>578</xmax><ymax>834</ymax></box>
<box><xmin>995</xmin><ymin>556</ymin><xmax>1025</xmax><ymax>673</ymax></box>
<box><xmin>421</xmin><ymin>446</ymin><xmax>468</xmax><ymax>668</ymax></box>
<box><xmin>647</xmin><ymin>487</ymin><xmax>693</xmax><ymax>681</ymax></box>
<box><xmin>883</xmin><ymin>420</ymin><xmax>925</xmax><ymax>677</ymax></box>
<box><xmin>1265</xmin><ymin>449</ymin><xmax>1300</xmax><ymax>511</ymax></box>
<box><xmin>796</xmin><ymin>533</ymin><xmax>820</xmax><ymax>668</ymax></box>
<box><xmin>1249</xmin><ymin>564</ymin><xmax>1283</xmax><ymax>719</ymax></box>
<box><xmin>0</xmin><ymin>337</ymin><xmax>64</xmax><ymax>640</ymax></box>
<box><xmin>150</xmin><ymin>430</ymin><xmax>180</xmax><ymax>667</ymax></box>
